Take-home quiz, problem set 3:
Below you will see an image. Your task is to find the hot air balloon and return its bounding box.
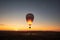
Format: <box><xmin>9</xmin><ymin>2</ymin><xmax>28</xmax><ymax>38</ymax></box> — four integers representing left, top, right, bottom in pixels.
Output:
<box><xmin>26</xmin><ymin>13</ymin><xmax>34</xmax><ymax>29</ymax></box>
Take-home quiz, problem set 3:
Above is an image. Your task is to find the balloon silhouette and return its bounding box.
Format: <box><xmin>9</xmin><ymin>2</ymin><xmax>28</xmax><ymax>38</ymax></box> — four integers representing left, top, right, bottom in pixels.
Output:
<box><xmin>26</xmin><ymin>13</ymin><xmax>34</xmax><ymax>29</ymax></box>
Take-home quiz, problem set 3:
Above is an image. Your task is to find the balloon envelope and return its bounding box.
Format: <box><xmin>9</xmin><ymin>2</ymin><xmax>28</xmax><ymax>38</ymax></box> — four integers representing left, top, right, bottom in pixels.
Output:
<box><xmin>26</xmin><ymin>13</ymin><xmax>34</xmax><ymax>26</ymax></box>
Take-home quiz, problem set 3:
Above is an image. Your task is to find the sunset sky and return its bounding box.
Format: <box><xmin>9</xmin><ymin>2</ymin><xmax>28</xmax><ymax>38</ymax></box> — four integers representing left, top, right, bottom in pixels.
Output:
<box><xmin>0</xmin><ymin>0</ymin><xmax>60</xmax><ymax>31</ymax></box>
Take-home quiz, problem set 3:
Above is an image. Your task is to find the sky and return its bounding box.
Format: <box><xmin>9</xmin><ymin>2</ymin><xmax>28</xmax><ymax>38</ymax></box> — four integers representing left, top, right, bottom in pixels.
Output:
<box><xmin>0</xmin><ymin>0</ymin><xmax>60</xmax><ymax>31</ymax></box>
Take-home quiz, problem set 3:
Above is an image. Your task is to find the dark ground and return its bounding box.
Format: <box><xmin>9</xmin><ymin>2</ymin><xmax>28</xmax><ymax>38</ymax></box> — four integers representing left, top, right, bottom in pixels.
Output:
<box><xmin>0</xmin><ymin>31</ymin><xmax>60</xmax><ymax>40</ymax></box>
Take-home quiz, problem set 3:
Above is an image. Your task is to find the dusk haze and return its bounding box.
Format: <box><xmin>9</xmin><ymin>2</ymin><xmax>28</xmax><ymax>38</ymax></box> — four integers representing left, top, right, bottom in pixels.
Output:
<box><xmin>0</xmin><ymin>0</ymin><xmax>60</xmax><ymax>40</ymax></box>
<box><xmin>0</xmin><ymin>0</ymin><xmax>60</xmax><ymax>31</ymax></box>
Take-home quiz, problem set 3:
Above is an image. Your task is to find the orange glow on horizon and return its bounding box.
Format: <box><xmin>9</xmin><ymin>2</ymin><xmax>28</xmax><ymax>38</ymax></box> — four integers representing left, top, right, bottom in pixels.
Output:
<box><xmin>0</xmin><ymin>25</ymin><xmax>60</xmax><ymax>31</ymax></box>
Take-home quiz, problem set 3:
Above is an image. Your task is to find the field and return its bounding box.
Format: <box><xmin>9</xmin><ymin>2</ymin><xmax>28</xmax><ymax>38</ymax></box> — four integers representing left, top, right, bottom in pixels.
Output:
<box><xmin>0</xmin><ymin>31</ymin><xmax>60</xmax><ymax>40</ymax></box>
